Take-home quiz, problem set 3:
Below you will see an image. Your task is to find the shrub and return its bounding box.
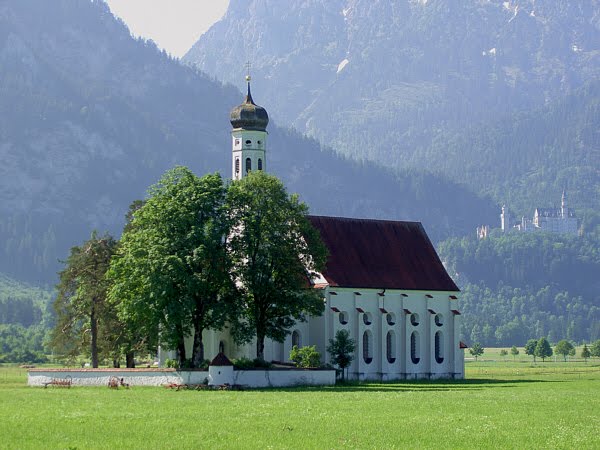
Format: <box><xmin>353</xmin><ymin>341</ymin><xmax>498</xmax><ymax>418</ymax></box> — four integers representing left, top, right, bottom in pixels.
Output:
<box><xmin>165</xmin><ymin>358</ymin><xmax>178</xmax><ymax>369</ymax></box>
<box><xmin>232</xmin><ymin>357</ymin><xmax>272</xmax><ymax>369</ymax></box>
<box><xmin>289</xmin><ymin>345</ymin><xmax>321</xmax><ymax>368</ymax></box>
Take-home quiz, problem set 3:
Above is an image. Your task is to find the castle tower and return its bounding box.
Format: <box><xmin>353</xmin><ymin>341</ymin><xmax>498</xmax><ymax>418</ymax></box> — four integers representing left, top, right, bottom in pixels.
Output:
<box><xmin>501</xmin><ymin>205</ymin><xmax>511</xmax><ymax>232</ymax></box>
<box><xmin>229</xmin><ymin>76</ymin><xmax>269</xmax><ymax>180</ymax></box>
<box><xmin>561</xmin><ymin>190</ymin><xmax>567</xmax><ymax>218</ymax></box>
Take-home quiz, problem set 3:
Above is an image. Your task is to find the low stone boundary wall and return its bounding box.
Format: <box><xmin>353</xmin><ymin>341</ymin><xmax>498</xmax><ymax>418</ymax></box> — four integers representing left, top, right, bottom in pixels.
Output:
<box><xmin>27</xmin><ymin>369</ymin><xmax>196</xmax><ymax>387</ymax></box>
<box><xmin>28</xmin><ymin>368</ymin><xmax>335</xmax><ymax>388</ymax></box>
<box><xmin>234</xmin><ymin>369</ymin><xmax>335</xmax><ymax>387</ymax></box>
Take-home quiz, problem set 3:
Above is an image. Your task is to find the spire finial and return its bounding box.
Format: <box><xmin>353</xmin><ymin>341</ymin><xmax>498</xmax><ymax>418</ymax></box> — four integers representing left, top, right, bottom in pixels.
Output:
<box><xmin>244</xmin><ymin>61</ymin><xmax>254</xmax><ymax>104</ymax></box>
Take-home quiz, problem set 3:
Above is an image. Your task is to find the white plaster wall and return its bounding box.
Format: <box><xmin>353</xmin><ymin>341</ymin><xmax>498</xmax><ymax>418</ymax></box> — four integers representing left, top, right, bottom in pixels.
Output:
<box><xmin>28</xmin><ymin>370</ymin><xmax>189</xmax><ymax>387</ymax></box>
<box><xmin>233</xmin><ymin>370</ymin><xmax>335</xmax><ymax>387</ymax></box>
<box><xmin>208</xmin><ymin>366</ymin><xmax>234</xmax><ymax>385</ymax></box>
<box><xmin>28</xmin><ymin>369</ymin><xmax>335</xmax><ymax>387</ymax></box>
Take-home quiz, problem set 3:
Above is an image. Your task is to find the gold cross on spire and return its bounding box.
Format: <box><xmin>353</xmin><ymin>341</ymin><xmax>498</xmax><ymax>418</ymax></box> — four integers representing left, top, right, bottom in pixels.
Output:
<box><xmin>245</xmin><ymin>61</ymin><xmax>252</xmax><ymax>82</ymax></box>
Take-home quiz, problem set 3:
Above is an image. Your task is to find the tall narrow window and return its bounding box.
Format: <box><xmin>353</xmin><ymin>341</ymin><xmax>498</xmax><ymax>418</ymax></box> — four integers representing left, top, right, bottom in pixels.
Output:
<box><xmin>410</xmin><ymin>314</ymin><xmax>420</xmax><ymax>326</ymax></box>
<box><xmin>235</xmin><ymin>158</ymin><xmax>240</xmax><ymax>174</ymax></box>
<box><xmin>339</xmin><ymin>311</ymin><xmax>348</xmax><ymax>325</ymax></box>
<box><xmin>363</xmin><ymin>331</ymin><xmax>373</xmax><ymax>364</ymax></box>
<box><xmin>386</xmin><ymin>331</ymin><xmax>396</xmax><ymax>363</ymax></box>
<box><xmin>435</xmin><ymin>331</ymin><xmax>444</xmax><ymax>364</ymax></box>
<box><xmin>246</xmin><ymin>157</ymin><xmax>251</xmax><ymax>173</ymax></box>
<box><xmin>258</xmin><ymin>158</ymin><xmax>263</xmax><ymax>170</ymax></box>
<box><xmin>411</xmin><ymin>331</ymin><xmax>420</xmax><ymax>364</ymax></box>
<box><xmin>292</xmin><ymin>330</ymin><xmax>301</xmax><ymax>348</ymax></box>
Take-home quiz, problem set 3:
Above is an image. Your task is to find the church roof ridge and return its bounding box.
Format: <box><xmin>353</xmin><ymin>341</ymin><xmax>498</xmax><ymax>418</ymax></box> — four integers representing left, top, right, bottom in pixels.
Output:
<box><xmin>307</xmin><ymin>214</ymin><xmax>423</xmax><ymax>227</ymax></box>
<box><xmin>307</xmin><ymin>215</ymin><xmax>459</xmax><ymax>292</ymax></box>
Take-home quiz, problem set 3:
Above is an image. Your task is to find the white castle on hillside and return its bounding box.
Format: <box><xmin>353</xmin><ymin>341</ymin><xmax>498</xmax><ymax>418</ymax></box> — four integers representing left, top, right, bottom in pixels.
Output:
<box><xmin>501</xmin><ymin>191</ymin><xmax>579</xmax><ymax>236</ymax></box>
<box><xmin>160</xmin><ymin>78</ymin><xmax>465</xmax><ymax>380</ymax></box>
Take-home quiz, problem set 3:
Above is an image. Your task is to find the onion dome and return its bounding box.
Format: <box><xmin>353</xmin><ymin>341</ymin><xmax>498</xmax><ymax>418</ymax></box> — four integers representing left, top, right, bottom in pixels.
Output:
<box><xmin>230</xmin><ymin>77</ymin><xmax>269</xmax><ymax>131</ymax></box>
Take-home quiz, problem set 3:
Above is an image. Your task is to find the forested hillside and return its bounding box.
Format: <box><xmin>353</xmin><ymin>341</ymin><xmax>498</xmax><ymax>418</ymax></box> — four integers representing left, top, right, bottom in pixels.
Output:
<box><xmin>419</xmin><ymin>81</ymin><xmax>600</xmax><ymax>218</ymax></box>
<box><xmin>0</xmin><ymin>274</ymin><xmax>52</xmax><ymax>362</ymax></box>
<box><xmin>439</xmin><ymin>232</ymin><xmax>600</xmax><ymax>346</ymax></box>
<box><xmin>187</xmin><ymin>0</ymin><xmax>600</xmax><ymax>216</ymax></box>
<box><xmin>0</xmin><ymin>0</ymin><xmax>497</xmax><ymax>284</ymax></box>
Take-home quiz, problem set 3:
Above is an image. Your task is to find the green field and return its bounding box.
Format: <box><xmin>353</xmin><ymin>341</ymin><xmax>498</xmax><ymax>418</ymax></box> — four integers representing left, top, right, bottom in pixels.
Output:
<box><xmin>1</xmin><ymin>357</ymin><xmax>599</xmax><ymax>449</ymax></box>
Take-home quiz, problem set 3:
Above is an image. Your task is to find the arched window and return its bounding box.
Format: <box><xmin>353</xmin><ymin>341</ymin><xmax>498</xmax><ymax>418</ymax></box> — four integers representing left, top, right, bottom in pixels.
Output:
<box><xmin>292</xmin><ymin>330</ymin><xmax>301</xmax><ymax>348</ymax></box>
<box><xmin>386</xmin><ymin>331</ymin><xmax>396</xmax><ymax>363</ymax></box>
<box><xmin>258</xmin><ymin>158</ymin><xmax>263</xmax><ymax>170</ymax></box>
<box><xmin>411</xmin><ymin>331</ymin><xmax>420</xmax><ymax>364</ymax></box>
<box><xmin>386</xmin><ymin>313</ymin><xmax>396</xmax><ymax>326</ymax></box>
<box><xmin>246</xmin><ymin>157</ymin><xmax>251</xmax><ymax>173</ymax></box>
<box><xmin>363</xmin><ymin>312</ymin><xmax>372</xmax><ymax>326</ymax></box>
<box><xmin>363</xmin><ymin>331</ymin><xmax>373</xmax><ymax>364</ymax></box>
<box><xmin>339</xmin><ymin>311</ymin><xmax>348</xmax><ymax>325</ymax></box>
<box><xmin>235</xmin><ymin>158</ymin><xmax>240</xmax><ymax>174</ymax></box>
<box><xmin>245</xmin><ymin>139</ymin><xmax>252</xmax><ymax>145</ymax></box>
<box><xmin>435</xmin><ymin>314</ymin><xmax>444</xmax><ymax>327</ymax></box>
<box><xmin>410</xmin><ymin>313</ymin><xmax>420</xmax><ymax>326</ymax></box>
<box><xmin>435</xmin><ymin>331</ymin><xmax>444</xmax><ymax>364</ymax></box>
<box><xmin>219</xmin><ymin>341</ymin><xmax>225</xmax><ymax>354</ymax></box>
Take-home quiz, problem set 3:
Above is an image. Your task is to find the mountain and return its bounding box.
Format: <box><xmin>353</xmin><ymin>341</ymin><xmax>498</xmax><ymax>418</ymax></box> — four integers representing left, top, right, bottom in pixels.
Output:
<box><xmin>185</xmin><ymin>0</ymin><xmax>600</xmax><ymax>215</ymax></box>
<box><xmin>439</xmin><ymin>231</ymin><xmax>600</xmax><ymax>345</ymax></box>
<box><xmin>0</xmin><ymin>0</ymin><xmax>497</xmax><ymax>284</ymax></box>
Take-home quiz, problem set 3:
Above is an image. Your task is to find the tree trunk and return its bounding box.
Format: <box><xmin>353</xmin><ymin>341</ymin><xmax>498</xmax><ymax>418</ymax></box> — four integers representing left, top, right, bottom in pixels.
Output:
<box><xmin>256</xmin><ymin>333</ymin><xmax>265</xmax><ymax>361</ymax></box>
<box><xmin>90</xmin><ymin>304</ymin><xmax>99</xmax><ymax>368</ymax></box>
<box><xmin>192</xmin><ymin>326</ymin><xmax>205</xmax><ymax>368</ymax></box>
<box><xmin>113</xmin><ymin>359</ymin><xmax>120</xmax><ymax>368</ymax></box>
<box><xmin>177</xmin><ymin>339</ymin><xmax>187</xmax><ymax>367</ymax></box>
<box><xmin>126</xmin><ymin>351</ymin><xmax>135</xmax><ymax>368</ymax></box>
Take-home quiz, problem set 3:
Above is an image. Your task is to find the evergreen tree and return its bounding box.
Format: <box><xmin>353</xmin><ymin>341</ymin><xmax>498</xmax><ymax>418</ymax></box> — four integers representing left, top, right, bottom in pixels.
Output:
<box><xmin>581</xmin><ymin>344</ymin><xmax>591</xmax><ymax>362</ymax></box>
<box><xmin>590</xmin><ymin>340</ymin><xmax>600</xmax><ymax>358</ymax></box>
<box><xmin>327</xmin><ymin>329</ymin><xmax>356</xmax><ymax>381</ymax></box>
<box><xmin>469</xmin><ymin>343</ymin><xmax>484</xmax><ymax>361</ymax></box>
<box><xmin>50</xmin><ymin>232</ymin><xmax>118</xmax><ymax>367</ymax></box>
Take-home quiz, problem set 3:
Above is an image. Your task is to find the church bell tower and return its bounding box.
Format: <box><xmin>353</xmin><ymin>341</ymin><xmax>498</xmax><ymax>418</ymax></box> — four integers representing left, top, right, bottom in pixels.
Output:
<box><xmin>229</xmin><ymin>75</ymin><xmax>269</xmax><ymax>180</ymax></box>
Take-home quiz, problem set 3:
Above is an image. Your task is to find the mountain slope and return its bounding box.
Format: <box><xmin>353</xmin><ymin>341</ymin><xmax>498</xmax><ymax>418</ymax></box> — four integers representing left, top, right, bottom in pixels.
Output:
<box><xmin>0</xmin><ymin>0</ymin><xmax>497</xmax><ymax>283</ymax></box>
<box><xmin>186</xmin><ymin>0</ymin><xmax>600</xmax><ymax>213</ymax></box>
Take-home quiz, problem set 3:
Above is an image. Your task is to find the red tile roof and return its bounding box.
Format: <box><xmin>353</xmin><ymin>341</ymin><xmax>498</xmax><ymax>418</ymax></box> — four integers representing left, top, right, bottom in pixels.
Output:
<box><xmin>210</xmin><ymin>352</ymin><xmax>233</xmax><ymax>366</ymax></box>
<box><xmin>308</xmin><ymin>216</ymin><xmax>459</xmax><ymax>291</ymax></box>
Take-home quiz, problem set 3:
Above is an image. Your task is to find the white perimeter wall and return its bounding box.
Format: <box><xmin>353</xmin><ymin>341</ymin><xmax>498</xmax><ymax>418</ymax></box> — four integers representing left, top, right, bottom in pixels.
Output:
<box><xmin>28</xmin><ymin>369</ymin><xmax>335</xmax><ymax>388</ymax></box>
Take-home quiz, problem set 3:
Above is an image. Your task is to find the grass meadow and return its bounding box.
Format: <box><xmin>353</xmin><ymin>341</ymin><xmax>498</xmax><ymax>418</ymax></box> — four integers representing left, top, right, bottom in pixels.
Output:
<box><xmin>1</xmin><ymin>350</ymin><xmax>599</xmax><ymax>449</ymax></box>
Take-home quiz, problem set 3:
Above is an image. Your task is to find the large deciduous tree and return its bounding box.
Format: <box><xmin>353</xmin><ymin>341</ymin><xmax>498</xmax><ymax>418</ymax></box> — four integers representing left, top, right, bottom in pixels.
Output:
<box><xmin>535</xmin><ymin>337</ymin><xmax>553</xmax><ymax>362</ymax></box>
<box><xmin>50</xmin><ymin>232</ymin><xmax>118</xmax><ymax>368</ymax></box>
<box><xmin>525</xmin><ymin>339</ymin><xmax>538</xmax><ymax>362</ymax></box>
<box><xmin>555</xmin><ymin>339</ymin><xmax>575</xmax><ymax>362</ymax></box>
<box><xmin>108</xmin><ymin>167</ymin><xmax>233</xmax><ymax>368</ymax></box>
<box><xmin>226</xmin><ymin>171</ymin><xmax>327</xmax><ymax>361</ymax></box>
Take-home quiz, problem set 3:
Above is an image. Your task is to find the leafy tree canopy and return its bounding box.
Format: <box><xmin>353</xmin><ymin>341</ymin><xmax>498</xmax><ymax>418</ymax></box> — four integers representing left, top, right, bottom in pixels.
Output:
<box><xmin>535</xmin><ymin>337</ymin><xmax>553</xmax><ymax>362</ymax></box>
<box><xmin>226</xmin><ymin>171</ymin><xmax>327</xmax><ymax>361</ymax></box>
<box><xmin>108</xmin><ymin>168</ymin><xmax>234</xmax><ymax>368</ymax></box>
<box><xmin>555</xmin><ymin>340</ymin><xmax>575</xmax><ymax>361</ymax></box>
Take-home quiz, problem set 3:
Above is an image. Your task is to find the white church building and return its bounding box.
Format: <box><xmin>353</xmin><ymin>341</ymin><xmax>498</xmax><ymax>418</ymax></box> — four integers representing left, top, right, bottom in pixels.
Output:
<box><xmin>161</xmin><ymin>79</ymin><xmax>465</xmax><ymax>380</ymax></box>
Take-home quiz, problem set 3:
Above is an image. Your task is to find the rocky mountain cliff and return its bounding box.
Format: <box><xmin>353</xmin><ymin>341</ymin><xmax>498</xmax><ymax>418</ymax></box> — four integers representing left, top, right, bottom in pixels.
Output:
<box><xmin>186</xmin><ymin>0</ymin><xmax>600</xmax><ymax>214</ymax></box>
<box><xmin>0</xmin><ymin>0</ymin><xmax>497</xmax><ymax>283</ymax></box>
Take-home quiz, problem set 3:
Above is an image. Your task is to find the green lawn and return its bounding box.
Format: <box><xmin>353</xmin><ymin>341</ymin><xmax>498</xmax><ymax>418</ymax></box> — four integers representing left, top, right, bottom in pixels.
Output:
<box><xmin>1</xmin><ymin>361</ymin><xmax>599</xmax><ymax>449</ymax></box>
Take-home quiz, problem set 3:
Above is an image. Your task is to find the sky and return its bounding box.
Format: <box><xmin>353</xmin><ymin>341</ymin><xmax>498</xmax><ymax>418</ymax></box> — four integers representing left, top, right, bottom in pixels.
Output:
<box><xmin>104</xmin><ymin>0</ymin><xmax>230</xmax><ymax>58</ymax></box>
